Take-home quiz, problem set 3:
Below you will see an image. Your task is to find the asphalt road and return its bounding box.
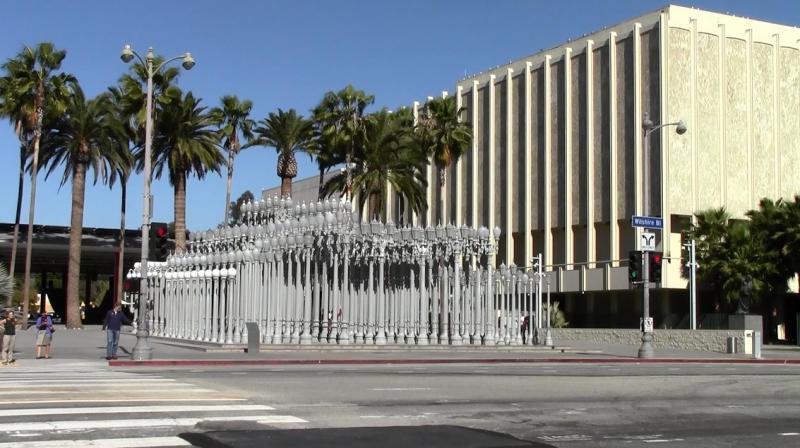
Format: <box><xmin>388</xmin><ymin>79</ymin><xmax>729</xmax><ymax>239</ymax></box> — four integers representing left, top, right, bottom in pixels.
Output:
<box><xmin>127</xmin><ymin>363</ymin><xmax>800</xmax><ymax>447</ymax></box>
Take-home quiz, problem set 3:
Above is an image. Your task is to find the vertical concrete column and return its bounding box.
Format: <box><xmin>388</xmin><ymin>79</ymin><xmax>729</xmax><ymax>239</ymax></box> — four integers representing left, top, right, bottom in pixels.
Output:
<box><xmin>585</xmin><ymin>40</ymin><xmax>596</xmax><ymax>268</ymax></box>
<box><xmin>426</xmin><ymin>96</ymin><xmax>435</xmax><ymax>226</ymax></box>
<box><xmin>488</xmin><ymin>75</ymin><xmax>497</xmax><ymax>242</ymax></box>
<box><xmin>543</xmin><ymin>56</ymin><xmax>554</xmax><ymax>267</ymax></box>
<box><xmin>608</xmin><ymin>32</ymin><xmax>619</xmax><ymax>267</ymax></box>
<box><xmin>455</xmin><ymin>85</ymin><xmax>465</xmax><ymax>227</ymax></box>
<box><xmin>505</xmin><ymin>67</ymin><xmax>514</xmax><ymax>265</ymax></box>
<box><xmin>746</xmin><ymin>28</ymin><xmax>754</xmax><ymax>207</ymax></box>
<box><xmin>412</xmin><ymin>101</ymin><xmax>421</xmax><ymax>227</ymax></box>
<box><xmin>772</xmin><ymin>33</ymin><xmax>780</xmax><ymax>198</ymax></box>
<box><xmin>524</xmin><ymin>61</ymin><xmax>534</xmax><ymax>268</ymax></box>
<box><xmin>564</xmin><ymin>47</ymin><xmax>574</xmax><ymax>269</ymax></box>
<box><xmin>441</xmin><ymin>90</ymin><xmax>449</xmax><ymax>224</ymax></box>
<box><xmin>471</xmin><ymin>80</ymin><xmax>480</xmax><ymax>232</ymax></box>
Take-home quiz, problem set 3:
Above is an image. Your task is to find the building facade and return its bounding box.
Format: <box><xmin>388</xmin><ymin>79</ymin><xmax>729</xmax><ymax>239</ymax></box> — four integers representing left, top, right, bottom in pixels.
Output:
<box><xmin>386</xmin><ymin>5</ymin><xmax>800</xmax><ymax>299</ymax></box>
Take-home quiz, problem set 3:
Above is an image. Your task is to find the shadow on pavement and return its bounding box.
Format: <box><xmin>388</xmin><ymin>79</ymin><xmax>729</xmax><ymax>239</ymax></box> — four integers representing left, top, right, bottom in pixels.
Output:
<box><xmin>180</xmin><ymin>425</ymin><xmax>554</xmax><ymax>448</ymax></box>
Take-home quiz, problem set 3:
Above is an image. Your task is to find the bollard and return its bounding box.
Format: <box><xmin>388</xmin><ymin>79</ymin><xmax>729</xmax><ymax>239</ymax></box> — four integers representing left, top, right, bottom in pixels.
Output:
<box><xmin>752</xmin><ymin>331</ymin><xmax>762</xmax><ymax>359</ymax></box>
<box><xmin>245</xmin><ymin>322</ymin><xmax>260</xmax><ymax>354</ymax></box>
<box><xmin>726</xmin><ymin>336</ymin><xmax>736</xmax><ymax>354</ymax></box>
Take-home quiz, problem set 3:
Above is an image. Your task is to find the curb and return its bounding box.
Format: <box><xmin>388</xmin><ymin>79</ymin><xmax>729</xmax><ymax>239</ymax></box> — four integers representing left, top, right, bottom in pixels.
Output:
<box><xmin>109</xmin><ymin>357</ymin><xmax>800</xmax><ymax>367</ymax></box>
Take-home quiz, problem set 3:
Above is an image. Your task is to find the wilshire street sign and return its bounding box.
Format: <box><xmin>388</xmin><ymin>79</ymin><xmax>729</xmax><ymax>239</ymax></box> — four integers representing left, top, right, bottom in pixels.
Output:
<box><xmin>631</xmin><ymin>215</ymin><xmax>663</xmax><ymax>229</ymax></box>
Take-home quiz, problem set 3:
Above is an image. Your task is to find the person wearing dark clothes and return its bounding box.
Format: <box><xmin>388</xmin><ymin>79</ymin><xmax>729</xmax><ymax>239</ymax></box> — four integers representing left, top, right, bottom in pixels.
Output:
<box><xmin>103</xmin><ymin>305</ymin><xmax>132</xmax><ymax>360</ymax></box>
<box><xmin>1</xmin><ymin>310</ymin><xmax>18</xmax><ymax>365</ymax></box>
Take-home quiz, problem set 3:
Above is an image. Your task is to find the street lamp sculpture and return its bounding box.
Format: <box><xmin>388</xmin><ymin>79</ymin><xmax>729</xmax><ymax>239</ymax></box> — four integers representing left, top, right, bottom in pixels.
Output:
<box><xmin>120</xmin><ymin>45</ymin><xmax>195</xmax><ymax>360</ymax></box>
<box><xmin>638</xmin><ymin>112</ymin><xmax>687</xmax><ymax>359</ymax></box>
<box><xmin>125</xmin><ymin>194</ymin><xmax>526</xmax><ymax>349</ymax></box>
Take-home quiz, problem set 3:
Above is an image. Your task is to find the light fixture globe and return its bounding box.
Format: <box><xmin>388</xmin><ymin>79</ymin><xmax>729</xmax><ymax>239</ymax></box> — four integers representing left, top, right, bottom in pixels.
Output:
<box><xmin>120</xmin><ymin>44</ymin><xmax>134</xmax><ymax>63</ymax></box>
<box><xmin>182</xmin><ymin>52</ymin><xmax>196</xmax><ymax>70</ymax></box>
<box><xmin>676</xmin><ymin>120</ymin><xmax>688</xmax><ymax>135</ymax></box>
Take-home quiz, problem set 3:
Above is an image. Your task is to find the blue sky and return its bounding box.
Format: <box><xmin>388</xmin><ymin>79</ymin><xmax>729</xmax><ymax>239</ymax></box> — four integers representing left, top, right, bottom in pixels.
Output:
<box><xmin>1</xmin><ymin>0</ymin><xmax>797</xmax><ymax>232</ymax></box>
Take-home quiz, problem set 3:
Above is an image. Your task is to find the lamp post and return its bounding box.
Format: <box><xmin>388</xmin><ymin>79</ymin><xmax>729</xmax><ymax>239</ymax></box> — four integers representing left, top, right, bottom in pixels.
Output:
<box><xmin>120</xmin><ymin>45</ymin><xmax>195</xmax><ymax>360</ymax></box>
<box><xmin>638</xmin><ymin>112</ymin><xmax>686</xmax><ymax>359</ymax></box>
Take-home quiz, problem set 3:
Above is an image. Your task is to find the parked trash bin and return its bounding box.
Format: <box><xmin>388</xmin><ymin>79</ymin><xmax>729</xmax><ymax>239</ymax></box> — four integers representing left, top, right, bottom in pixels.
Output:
<box><xmin>245</xmin><ymin>322</ymin><xmax>260</xmax><ymax>354</ymax></box>
<box><xmin>752</xmin><ymin>331</ymin><xmax>762</xmax><ymax>359</ymax></box>
<box><xmin>726</xmin><ymin>336</ymin><xmax>736</xmax><ymax>354</ymax></box>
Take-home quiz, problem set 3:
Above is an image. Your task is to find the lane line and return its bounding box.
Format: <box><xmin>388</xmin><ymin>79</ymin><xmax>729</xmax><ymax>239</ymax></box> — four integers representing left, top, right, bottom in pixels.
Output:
<box><xmin>0</xmin><ymin>404</ymin><xmax>274</xmax><ymax>417</ymax></box>
<box><xmin>371</xmin><ymin>387</ymin><xmax>432</xmax><ymax>391</ymax></box>
<box><xmin>0</xmin><ymin>415</ymin><xmax>307</xmax><ymax>432</ymax></box>
<box><xmin>0</xmin><ymin>379</ymin><xmax>177</xmax><ymax>387</ymax></box>
<box><xmin>0</xmin><ymin>436</ymin><xmax>191</xmax><ymax>447</ymax></box>
<box><xmin>0</xmin><ymin>388</ymin><xmax>214</xmax><ymax>395</ymax></box>
<box><xmin>644</xmin><ymin>439</ymin><xmax>685</xmax><ymax>443</ymax></box>
<box><xmin>779</xmin><ymin>432</ymin><xmax>799</xmax><ymax>436</ymax></box>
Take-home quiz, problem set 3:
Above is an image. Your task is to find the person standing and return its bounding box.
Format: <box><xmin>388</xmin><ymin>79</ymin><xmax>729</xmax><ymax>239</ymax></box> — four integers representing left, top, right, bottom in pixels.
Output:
<box><xmin>34</xmin><ymin>312</ymin><xmax>54</xmax><ymax>359</ymax></box>
<box><xmin>1</xmin><ymin>310</ymin><xmax>18</xmax><ymax>366</ymax></box>
<box><xmin>103</xmin><ymin>305</ymin><xmax>132</xmax><ymax>360</ymax></box>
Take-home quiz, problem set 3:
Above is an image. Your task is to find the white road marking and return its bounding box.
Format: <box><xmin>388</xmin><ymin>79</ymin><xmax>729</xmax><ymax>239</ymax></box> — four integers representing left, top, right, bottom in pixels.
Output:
<box><xmin>0</xmin><ymin>436</ymin><xmax>191</xmax><ymax>447</ymax></box>
<box><xmin>779</xmin><ymin>432</ymin><xmax>799</xmax><ymax>436</ymax></box>
<box><xmin>0</xmin><ymin>404</ymin><xmax>274</xmax><ymax>417</ymax></box>
<box><xmin>0</xmin><ymin>398</ymin><xmax>245</xmax><ymax>405</ymax></box>
<box><xmin>0</xmin><ymin>415</ymin><xmax>307</xmax><ymax>432</ymax></box>
<box><xmin>644</xmin><ymin>439</ymin><xmax>685</xmax><ymax>443</ymax></box>
<box><xmin>0</xmin><ymin>388</ymin><xmax>214</xmax><ymax>395</ymax></box>
<box><xmin>371</xmin><ymin>387</ymin><xmax>432</xmax><ymax>391</ymax></box>
<box><xmin>0</xmin><ymin>379</ymin><xmax>176</xmax><ymax>387</ymax></box>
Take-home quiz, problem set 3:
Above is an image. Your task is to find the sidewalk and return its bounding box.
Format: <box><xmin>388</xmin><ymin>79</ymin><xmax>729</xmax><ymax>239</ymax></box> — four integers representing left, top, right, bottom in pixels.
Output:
<box><xmin>8</xmin><ymin>325</ymin><xmax>800</xmax><ymax>367</ymax></box>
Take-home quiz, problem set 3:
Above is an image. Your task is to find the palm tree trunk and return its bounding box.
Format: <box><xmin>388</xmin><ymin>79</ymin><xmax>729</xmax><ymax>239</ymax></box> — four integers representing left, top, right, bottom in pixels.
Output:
<box><xmin>65</xmin><ymin>161</ymin><xmax>87</xmax><ymax>328</ymax></box>
<box><xmin>115</xmin><ymin>180</ymin><xmax>127</xmax><ymax>307</ymax></box>
<box><xmin>224</xmin><ymin>150</ymin><xmax>234</xmax><ymax>225</ymax></box>
<box><xmin>6</xmin><ymin>144</ymin><xmax>25</xmax><ymax>308</ymax></box>
<box><xmin>368</xmin><ymin>192</ymin><xmax>381</xmax><ymax>221</ymax></box>
<box><xmin>280</xmin><ymin>177</ymin><xmax>292</xmax><ymax>199</ymax></box>
<box><xmin>439</xmin><ymin>167</ymin><xmax>447</xmax><ymax>225</ymax></box>
<box><xmin>22</xmin><ymin>103</ymin><xmax>44</xmax><ymax>331</ymax></box>
<box><xmin>317</xmin><ymin>167</ymin><xmax>325</xmax><ymax>201</ymax></box>
<box><xmin>174</xmin><ymin>173</ymin><xmax>187</xmax><ymax>252</ymax></box>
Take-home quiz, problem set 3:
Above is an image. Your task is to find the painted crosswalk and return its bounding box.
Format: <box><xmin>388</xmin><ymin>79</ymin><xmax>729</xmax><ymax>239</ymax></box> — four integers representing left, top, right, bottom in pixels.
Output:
<box><xmin>0</xmin><ymin>360</ymin><xmax>306</xmax><ymax>447</ymax></box>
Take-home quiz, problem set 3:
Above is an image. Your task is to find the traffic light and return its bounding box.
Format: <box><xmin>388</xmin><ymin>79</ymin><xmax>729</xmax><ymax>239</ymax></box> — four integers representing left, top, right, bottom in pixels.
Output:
<box><xmin>150</xmin><ymin>222</ymin><xmax>169</xmax><ymax>261</ymax></box>
<box><xmin>649</xmin><ymin>251</ymin><xmax>663</xmax><ymax>283</ymax></box>
<box><xmin>628</xmin><ymin>250</ymin><xmax>643</xmax><ymax>282</ymax></box>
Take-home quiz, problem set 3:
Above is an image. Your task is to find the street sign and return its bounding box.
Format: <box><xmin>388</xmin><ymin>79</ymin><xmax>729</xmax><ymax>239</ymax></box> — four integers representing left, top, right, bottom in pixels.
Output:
<box><xmin>640</xmin><ymin>232</ymin><xmax>656</xmax><ymax>251</ymax></box>
<box><xmin>640</xmin><ymin>317</ymin><xmax>654</xmax><ymax>333</ymax></box>
<box><xmin>631</xmin><ymin>215</ymin><xmax>663</xmax><ymax>229</ymax></box>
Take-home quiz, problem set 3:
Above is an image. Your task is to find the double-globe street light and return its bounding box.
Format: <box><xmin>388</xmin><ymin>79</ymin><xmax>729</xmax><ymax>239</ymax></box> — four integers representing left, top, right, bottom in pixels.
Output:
<box><xmin>120</xmin><ymin>45</ymin><xmax>195</xmax><ymax>360</ymax></box>
<box><xmin>638</xmin><ymin>112</ymin><xmax>687</xmax><ymax>359</ymax></box>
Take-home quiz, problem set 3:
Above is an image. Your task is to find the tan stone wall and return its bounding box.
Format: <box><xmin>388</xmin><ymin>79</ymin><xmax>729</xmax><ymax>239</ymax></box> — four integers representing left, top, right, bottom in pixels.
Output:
<box><xmin>551</xmin><ymin>328</ymin><xmax>751</xmax><ymax>353</ymax></box>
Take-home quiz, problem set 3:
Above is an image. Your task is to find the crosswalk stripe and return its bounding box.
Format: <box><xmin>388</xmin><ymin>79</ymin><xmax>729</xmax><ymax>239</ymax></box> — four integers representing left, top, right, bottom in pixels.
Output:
<box><xmin>0</xmin><ymin>379</ymin><xmax>177</xmax><ymax>386</ymax></box>
<box><xmin>0</xmin><ymin>415</ymin><xmax>307</xmax><ymax>431</ymax></box>
<box><xmin>0</xmin><ymin>397</ymin><xmax>246</xmax><ymax>405</ymax></box>
<box><xmin>1</xmin><ymin>388</ymin><xmax>215</xmax><ymax>395</ymax></box>
<box><xmin>0</xmin><ymin>404</ymin><xmax>274</xmax><ymax>417</ymax></box>
<box><xmin>0</xmin><ymin>436</ymin><xmax>191</xmax><ymax>447</ymax></box>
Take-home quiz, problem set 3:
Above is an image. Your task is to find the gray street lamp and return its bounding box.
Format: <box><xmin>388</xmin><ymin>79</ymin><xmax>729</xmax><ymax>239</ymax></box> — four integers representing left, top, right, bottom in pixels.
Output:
<box><xmin>120</xmin><ymin>44</ymin><xmax>195</xmax><ymax>361</ymax></box>
<box><xmin>638</xmin><ymin>112</ymin><xmax>686</xmax><ymax>359</ymax></box>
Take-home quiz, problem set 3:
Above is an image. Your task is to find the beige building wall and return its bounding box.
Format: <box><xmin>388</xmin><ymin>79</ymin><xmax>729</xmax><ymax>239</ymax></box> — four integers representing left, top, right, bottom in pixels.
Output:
<box><xmin>385</xmin><ymin>5</ymin><xmax>800</xmax><ymax>293</ymax></box>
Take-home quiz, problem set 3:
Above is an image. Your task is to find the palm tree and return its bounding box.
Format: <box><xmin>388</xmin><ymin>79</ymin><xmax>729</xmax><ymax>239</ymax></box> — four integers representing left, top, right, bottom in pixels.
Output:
<box><xmin>320</xmin><ymin>109</ymin><xmax>427</xmax><ymax>219</ymax></box>
<box><xmin>146</xmin><ymin>90</ymin><xmax>223</xmax><ymax>252</ymax></box>
<box><xmin>0</xmin><ymin>73</ymin><xmax>33</xmax><ymax>307</ymax></box>
<box><xmin>38</xmin><ymin>86</ymin><xmax>122</xmax><ymax>328</ymax></box>
<box><xmin>1</xmin><ymin>43</ymin><xmax>75</xmax><ymax>327</ymax></box>
<box><xmin>250</xmin><ymin>108</ymin><xmax>314</xmax><ymax>199</ymax></box>
<box><xmin>418</xmin><ymin>96</ymin><xmax>472</xmax><ymax>224</ymax></box>
<box><xmin>312</xmin><ymin>85</ymin><xmax>374</xmax><ymax>198</ymax></box>
<box><xmin>104</xmin><ymin>86</ymin><xmax>136</xmax><ymax>306</ymax></box>
<box><xmin>210</xmin><ymin>96</ymin><xmax>255</xmax><ymax>224</ymax></box>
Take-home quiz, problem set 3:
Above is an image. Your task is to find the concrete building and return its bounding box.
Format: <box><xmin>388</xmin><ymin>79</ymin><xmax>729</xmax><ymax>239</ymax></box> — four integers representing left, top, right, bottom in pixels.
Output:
<box><xmin>389</xmin><ymin>5</ymin><xmax>799</xmax><ymax>300</ymax></box>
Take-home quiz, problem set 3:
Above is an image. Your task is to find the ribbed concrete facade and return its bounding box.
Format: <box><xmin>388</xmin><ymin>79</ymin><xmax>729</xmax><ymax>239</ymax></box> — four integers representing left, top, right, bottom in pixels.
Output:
<box><xmin>389</xmin><ymin>5</ymin><xmax>800</xmax><ymax>295</ymax></box>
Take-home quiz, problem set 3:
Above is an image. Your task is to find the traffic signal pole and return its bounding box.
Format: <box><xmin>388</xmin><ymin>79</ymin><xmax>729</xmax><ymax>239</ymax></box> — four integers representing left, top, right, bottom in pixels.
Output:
<box><xmin>639</xmin><ymin>113</ymin><xmax>654</xmax><ymax>359</ymax></box>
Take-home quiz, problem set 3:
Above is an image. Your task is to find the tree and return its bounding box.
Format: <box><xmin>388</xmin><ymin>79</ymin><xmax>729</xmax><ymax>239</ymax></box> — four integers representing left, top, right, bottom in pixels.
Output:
<box><xmin>1</xmin><ymin>43</ymin><xmax>75</xmax><ymax>328</ymax></box>
<box><xmin>0</xmin><ymin>263</ymin><xmax>13</xmax><ymax>304</ymax></box>
<box><xmin>418</xmin><ymin>96</ymin><xmax>472</xmax><ymax>224</ymax></box>
<box><xmin>0</xmin><ymin>70</ymin><xmax>33</xmax><ymax>307</ymax></box>
<box><xmin>320</xmin><ymin>109</ymin><xmax>427</xmax><ymax>220</ymax></box>
<box><xmin>38</xmin><ymin>86</ymin><xmax>122</xmax><ymax>328</ymax></box>
<box><xmin>210</xmin><ymin>96</ymin><xmax>255</xmax><ymax>224</ymax></box>
<box><xmin>311</xmin><ymin>85</ymin><xmax>374</xmax><ymax>199</ymax></box>
<box><xmin>146</xmin><ymin>89</ymin><xmax>223</xmax><ymax>252</ymax></box>
<box><xmin>104</xmin><ymin>86</ymin><xmax>136</xmax><ymax>307</ymax></box>
<box><xmin>250</xmin><ymin>108</ymin><xmax>314</xmax><ymax>199</ymax></box>
<box><xmin>228</xmin><ymin>190</ymin><xmax>255</xmax><ymax>226</ymax></box>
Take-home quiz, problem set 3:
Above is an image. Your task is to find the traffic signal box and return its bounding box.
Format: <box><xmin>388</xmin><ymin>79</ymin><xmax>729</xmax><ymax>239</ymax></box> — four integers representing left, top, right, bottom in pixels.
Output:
<box><xmin>629</xmin><ymin>250</ymin><xmax>663</xmax><ymax>284</ymax></box>
<box><xmin>628</xmin><ymin>251</ymin><xmax>643</xmax><ymax>282</ymax></box>
<box><xmin>150</xmin><ymin>222</ymin><xmax>169</xmax><ymax>261</ymax></box>
<box><xmin>649</xmin><ymin>251</ymin><xmax>663</xmax><ymax>283</ymax></box>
